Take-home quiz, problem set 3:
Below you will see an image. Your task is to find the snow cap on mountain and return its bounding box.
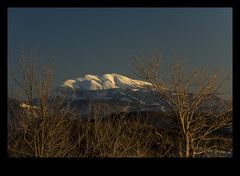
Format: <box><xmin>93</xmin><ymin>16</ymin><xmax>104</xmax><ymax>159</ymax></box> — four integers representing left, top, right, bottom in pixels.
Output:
<box><xmin>61</xmin><ymin>73</ymin><xmax>152</xmax><ymax>90</ymax></box>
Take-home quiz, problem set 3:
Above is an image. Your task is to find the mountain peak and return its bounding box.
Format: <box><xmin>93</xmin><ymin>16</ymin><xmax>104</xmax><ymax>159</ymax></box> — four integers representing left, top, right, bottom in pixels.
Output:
<box><xmin>61</xmin><ymin>73</ymin><xmax>152</xmax><ymax>91</ymax></box>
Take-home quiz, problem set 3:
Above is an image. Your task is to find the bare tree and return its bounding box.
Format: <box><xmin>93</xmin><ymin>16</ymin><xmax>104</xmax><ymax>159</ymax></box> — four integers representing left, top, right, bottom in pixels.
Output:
<box><xmin>133</xmin><ymin>55</ymin><xmax>232</xmax><ymax>157</ymax></box>
<box><xmin>8</xmin><ymin>49</ymin><xmax>79</xmax><ymax>157</ymax></box>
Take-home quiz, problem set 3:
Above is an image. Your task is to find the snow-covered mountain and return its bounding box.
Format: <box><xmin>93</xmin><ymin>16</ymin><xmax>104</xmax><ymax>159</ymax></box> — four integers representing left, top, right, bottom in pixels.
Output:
<box><xmin>49</xmin><ymin>73</ymin><xmax>169</xmax><ymax>115</ymax></box>
<box><xmin>61</xmin><ymin>73</ymin><xmax>152</xmax><ymax>90</ymax></box>
<box><xmin>50</xmin><ymin>73</ymin><xmax>229</xmax><ymax>114</ymax></box>
<box><xmin>18</xmin><ymin>73</ymin><xmax>228</xmax><ymax>117</ymax></box>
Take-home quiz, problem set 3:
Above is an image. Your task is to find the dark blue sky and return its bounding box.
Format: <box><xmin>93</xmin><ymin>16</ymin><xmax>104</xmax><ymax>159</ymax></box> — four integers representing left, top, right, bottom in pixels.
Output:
<box><xmin>8</xmin><ymin>8</ymin><xmax>232</xmax><ymax>97</ymax></box>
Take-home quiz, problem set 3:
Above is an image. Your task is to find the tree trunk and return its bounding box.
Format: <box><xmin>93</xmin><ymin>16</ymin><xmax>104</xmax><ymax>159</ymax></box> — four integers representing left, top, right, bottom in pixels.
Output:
<box><xmin>185</xmin><ymin>132</ymin><xmax>190</xmax><ymax>157</ymax></box>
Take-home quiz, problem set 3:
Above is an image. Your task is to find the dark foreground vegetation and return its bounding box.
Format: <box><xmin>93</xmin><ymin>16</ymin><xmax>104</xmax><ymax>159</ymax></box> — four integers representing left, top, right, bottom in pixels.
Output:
<box><xmin>7</xmin><ymin>106</ymin><xmax>176</xmax><ymax>157</ymax></box>
<box><xmin>8</xmin><ymin>99</ymin><xmax>232</xmax><ymax>158</ymax></box>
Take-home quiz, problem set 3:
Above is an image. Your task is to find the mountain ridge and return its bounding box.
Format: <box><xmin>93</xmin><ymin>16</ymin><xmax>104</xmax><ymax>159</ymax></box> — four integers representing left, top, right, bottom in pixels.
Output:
<box><xmin>61</xmin><ymin>73</ymin><xmax>153</xmax><ymax>91</ymax></box>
